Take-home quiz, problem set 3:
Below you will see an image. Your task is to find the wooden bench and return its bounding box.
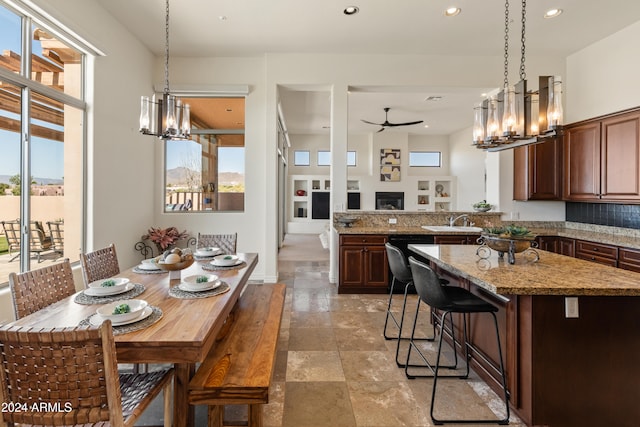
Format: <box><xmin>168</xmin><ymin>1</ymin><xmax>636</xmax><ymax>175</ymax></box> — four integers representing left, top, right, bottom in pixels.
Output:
<box><xmin>189</xmin><ymin>283</ymin><xmax>286</xmax><ymax>427</ymax></box>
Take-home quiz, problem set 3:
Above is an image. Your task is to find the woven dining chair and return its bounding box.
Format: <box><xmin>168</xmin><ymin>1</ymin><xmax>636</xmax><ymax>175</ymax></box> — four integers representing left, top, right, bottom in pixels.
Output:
<box><xmin>80</xmin><ymin>243</ymin><xmax>120</xmax><ymax>287</ymax></box>
<box><xmin>8</xmin><ymin>258</ymin><xmax>76</xmax><ymax>320</ymax></box>
<box><xmin>197</xmin><ymin>232</ymin><xmax>237</xmax><ymax>254</ymax></box>
<box><xmin>0</xmin><ymin>323</ymin><xmax>173</xmax><ymax>427</ymax></box>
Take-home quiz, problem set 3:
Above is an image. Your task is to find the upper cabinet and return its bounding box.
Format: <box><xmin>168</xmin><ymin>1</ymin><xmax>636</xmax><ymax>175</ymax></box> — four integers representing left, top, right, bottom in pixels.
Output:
<box><xmin>513</xmin><ymin>137</ymin><xmax>563</xmax><ymax>201</ymax></box>
<box><xmin>564</xmin><ymin>109</ymin><xmax>640</xmax><ymax>202</ymax></box>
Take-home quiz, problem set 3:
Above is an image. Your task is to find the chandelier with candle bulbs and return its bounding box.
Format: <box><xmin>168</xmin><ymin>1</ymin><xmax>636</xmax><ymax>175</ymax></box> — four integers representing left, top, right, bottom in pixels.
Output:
<box><xmin>139</xmin><ymin>0</ymin><xmax>191</xmax><ymax>140</ymax></box>
<box><xmin>473</xmin><ymin>0</ymin><xmax>563</xmax><ymax>152</ymax></box>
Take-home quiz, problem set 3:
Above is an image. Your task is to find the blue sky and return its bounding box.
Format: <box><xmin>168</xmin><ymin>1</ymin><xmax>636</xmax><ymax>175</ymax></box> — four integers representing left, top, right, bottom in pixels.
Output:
<box><xmin>0</xmin><ymin>6</ymin><xmax>65</xmax><ymax>180</ymax></box>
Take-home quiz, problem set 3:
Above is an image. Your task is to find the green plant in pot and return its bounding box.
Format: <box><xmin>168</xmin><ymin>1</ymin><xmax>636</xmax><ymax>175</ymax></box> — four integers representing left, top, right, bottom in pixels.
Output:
<box><xmin>473</xmin><ymin>200</ymin><xmax>492</xmax><ymax>212</ymax></box>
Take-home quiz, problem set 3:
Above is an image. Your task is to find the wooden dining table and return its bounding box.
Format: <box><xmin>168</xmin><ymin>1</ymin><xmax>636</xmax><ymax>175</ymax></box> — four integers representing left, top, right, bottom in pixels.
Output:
<box><xmin>7</xmin><ymin>252</ymin><xmax>258</xmax><ymax>427</ymax></box>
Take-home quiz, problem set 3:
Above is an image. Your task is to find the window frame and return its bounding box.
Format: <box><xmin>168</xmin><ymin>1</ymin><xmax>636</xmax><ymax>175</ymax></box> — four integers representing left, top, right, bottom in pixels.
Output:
<box><xmin>408</xmin><ymin>151</ymin><xmax>442</xmax><ymax>168</ymax></box>
<box><xmin>0</xmin><ymin>1</ymin><xmax>94</xmax><ymax>279</ymax></box>
<box><xmin>294</xmin><ymin>150</ymin><xmax>310</xmax><ymax>166</ymax></box>
<box><xmin>317</xmin><ymin>150</ymin><xmax>330</xmax><ymax>166</ymax></box>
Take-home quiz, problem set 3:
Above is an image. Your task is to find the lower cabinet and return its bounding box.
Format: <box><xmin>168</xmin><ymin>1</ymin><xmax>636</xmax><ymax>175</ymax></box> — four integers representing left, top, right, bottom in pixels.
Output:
<box><xmin>339</xmin><ymin>234</ymin><xmax>388</xmax><ymax>294</ymax></box>
<box><xmin>538</xmin><ymin>236</ymin><xmax>576</xmax><ymax>257</ymax></box>
<box><xmin>618</xmin><ymin>247</ymin><xmax>640</xmax><ymax>272</ymax></box>
<box><xmin>575</xmin><ymin>240</ymin><xmax>618</xmax><ymax>267</ymax></box>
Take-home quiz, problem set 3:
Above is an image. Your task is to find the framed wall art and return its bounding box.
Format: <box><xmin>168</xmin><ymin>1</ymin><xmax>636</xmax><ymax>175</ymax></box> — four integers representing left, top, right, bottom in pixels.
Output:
<box><xmin>380</xmin><ymin>148</ymin><xmax>400</xmax><ymax>165</ymax></box>
<box><xmin>380</xmin><ymin>165</ymin><xmax>401</xmax><ymax>182</ymax></box>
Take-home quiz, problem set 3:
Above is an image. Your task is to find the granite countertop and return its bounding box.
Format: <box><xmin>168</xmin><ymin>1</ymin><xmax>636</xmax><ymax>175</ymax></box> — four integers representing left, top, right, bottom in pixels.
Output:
<box><xmin>409</xmin><ymin>244</ymin><xmax>640</xmax><ymax>297</ymax></box>
<box><xmin>335</xmin><ymin>224</ymin><xmax>640</xmax><ymax>251</ymax></box>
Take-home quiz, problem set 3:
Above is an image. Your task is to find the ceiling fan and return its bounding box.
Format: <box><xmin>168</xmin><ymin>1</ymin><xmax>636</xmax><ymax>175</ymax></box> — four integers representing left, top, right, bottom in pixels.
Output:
<box><xmin>361</xmin><ymin>107</ymin><xmax>424</xmax><ymax>132</ymax></box>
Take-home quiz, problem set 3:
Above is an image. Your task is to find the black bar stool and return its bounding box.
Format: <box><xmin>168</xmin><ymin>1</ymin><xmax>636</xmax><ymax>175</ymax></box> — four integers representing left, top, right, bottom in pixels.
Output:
<box><xmin>384</xmin><ymin>243</ymin><xmax>450</xmax><ymax>367</ymax></box>
<box><xmin>407</xmin><ymin>256</ymin><xmax>510</xmax><ymax>425</ymax></box>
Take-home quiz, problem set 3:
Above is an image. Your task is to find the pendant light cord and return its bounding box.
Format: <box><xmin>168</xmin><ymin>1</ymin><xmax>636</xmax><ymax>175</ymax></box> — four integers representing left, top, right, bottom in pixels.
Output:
<box><xmin>503</xmin><ymin>0</ymin><xmax>510</xmax><ymax>89</ymax></box>
<box><xmin>164</xmin><ymin>0</ymin><xmax>170</xmax><ymax>95</ymax></box>
<box><xmin>519</xmin><ymin>0</ymin><xmax>527</xmax><ymax>81</ymax></box>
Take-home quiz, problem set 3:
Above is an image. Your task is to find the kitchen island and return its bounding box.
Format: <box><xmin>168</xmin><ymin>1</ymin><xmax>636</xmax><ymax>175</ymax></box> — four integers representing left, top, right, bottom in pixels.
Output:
<box><xmin>408</xmin><ymin>244</ymin><xmax>640</xmax><ymax>427</ymax></box>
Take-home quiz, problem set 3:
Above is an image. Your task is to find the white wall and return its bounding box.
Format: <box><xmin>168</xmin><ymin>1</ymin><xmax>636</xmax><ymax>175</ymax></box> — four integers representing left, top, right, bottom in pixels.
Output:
<box><xmin>567</xmin><ymin>21</ymin><xmax>640</xmax><ymax>123</ymax></box>
<box><xmin>449</xmin><ymin>126</ymin><xmax>487</xmax><ymax>211</ymax></box>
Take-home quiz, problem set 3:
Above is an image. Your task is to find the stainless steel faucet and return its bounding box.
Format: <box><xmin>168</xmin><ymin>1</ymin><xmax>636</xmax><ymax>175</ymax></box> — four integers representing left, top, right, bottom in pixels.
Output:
<box><xmin>448</xmin><ymin>214</ymin><xmax>470</xmax><ymax>227</ymax></box>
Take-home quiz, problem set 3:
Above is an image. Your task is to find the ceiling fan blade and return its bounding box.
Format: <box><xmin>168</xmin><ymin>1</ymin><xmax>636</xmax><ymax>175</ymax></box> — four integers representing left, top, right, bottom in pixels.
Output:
<box><xmin>386</xmin><ymin>120</ymin><xmax>424</xmax><ymax>127</ymax></box>
<box><xmin>361</xmin><ymin>119</ymin><xmax>383</xmax><ymax>126</ymax></box>
<box><xmin>376</xmin><ymin>127</ymin><xmax>385</xmax><ymax>133</ymax></box>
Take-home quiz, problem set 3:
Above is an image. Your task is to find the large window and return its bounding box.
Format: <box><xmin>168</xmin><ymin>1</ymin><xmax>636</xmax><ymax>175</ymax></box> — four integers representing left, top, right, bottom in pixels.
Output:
<box><xmin>409</xmin><ymin>151</ymin><xmax>441</xmax><ymax>167</ymax></box>
<box><xmin>0</xmin><ymin>2</ymin><xmax>87</xmax><ymax>284</ymax></box>
<box><xmin>164</xmin><ymin>97</ymin><xmax>245</xmax><ymax>212</ymax></box>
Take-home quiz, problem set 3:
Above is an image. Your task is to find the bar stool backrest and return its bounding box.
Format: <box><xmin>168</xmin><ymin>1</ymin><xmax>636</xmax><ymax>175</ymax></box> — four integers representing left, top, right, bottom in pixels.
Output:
<box><xmin>385</xmin><ymin>243</ymin><xmax>413</xmax><ymax>283</ymax></box>
<box><xmin>408</xmin><ymin>256</ymin><xmax>451</xmax><ymax>309</ymax></box>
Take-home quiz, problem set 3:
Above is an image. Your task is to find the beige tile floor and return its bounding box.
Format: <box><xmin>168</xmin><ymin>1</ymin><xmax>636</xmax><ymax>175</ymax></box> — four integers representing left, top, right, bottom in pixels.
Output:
<box><xmin>139</xmin><ymin>234</ymin><xmax>524</xmax><ymax>426</ymax></box>
<box><xmin>261</xmin><ymin>234</ymin><xmax>524</xmax><ymax>427</ymax></box>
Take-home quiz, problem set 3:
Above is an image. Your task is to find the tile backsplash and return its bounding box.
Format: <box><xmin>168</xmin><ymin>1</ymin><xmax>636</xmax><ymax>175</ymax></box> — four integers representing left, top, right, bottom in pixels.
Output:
<box><xmin>566</xmin><ymin>202</ymin><xmax>640</xmax><ymax>229</ymax></box>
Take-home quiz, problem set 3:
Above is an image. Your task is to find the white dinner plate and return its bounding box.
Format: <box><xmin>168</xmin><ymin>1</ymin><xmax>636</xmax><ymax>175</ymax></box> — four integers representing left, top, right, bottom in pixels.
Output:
<box><xmin>211</xmin><ymin>255</ymin><xmax>242</xmax><ymax>267</ymax></box>
<box><xmin>137</xmin><ymin>262</ymin><xmax>161</xmax><ymax>271</ymax></box>
<box><xmin>178</xmin><ymin>280</ymin><xmax>222</xmax><ymax>293</ymax></box>
<box><xmin>97</xmin><ymin>299</ymin><xmax>148</xmax><ymax>323</ymax></box>
<box><xmin>195</xmin><ymin>247</ymin><xmax>221</xmax><ymax>257</ymax></box>
<box><xmin>182</xmin><ymin>274</ymin><xmax>218</xmax><ymax>287</ymax></box>
<box><xmin>84</xmin><ymin>282</ymin><xmax>135</xmax><ymax>297</ymax></box>
<box><xmin>87</xmin><ymin>277</ymin><xmax>130</xmax><ymax>295</ymax></box>
<box><xmin>89</xmin><ymin>306</ymin><xmax>153</xmax><ymax>327</ymax></box>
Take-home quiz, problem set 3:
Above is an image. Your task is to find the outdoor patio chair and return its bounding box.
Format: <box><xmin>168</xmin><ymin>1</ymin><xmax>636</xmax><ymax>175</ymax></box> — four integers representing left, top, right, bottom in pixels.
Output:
<box><xmin>1</xmin><ymin>219</ymin><xmax>20</xmax><ymax>262</ymax></box>
<box><xmin>29</xmin><ymin>220</ymin><xmax>53</xmax><ymax>262</ymax></box>
<box><xmin>47</xmin><ymin>220</ymin><xmax>64</xmax><ymax>258</ymax></box>
<box><xmin>80</xmin><ymin>243</ymin><xmax>120</xmax><ymax>287</ymax></box>
<box><xmin>0</xmin><ymin>323</ymin><xmax>173</xmax><ymax>427</ymax></box>
<box><xmin>8</xmin><ymin>258</ymin><xmax>75</xmax><ymax>320</ymax></box>
<box><xmin>197</xmin><ymin>232</ymin><xmax>237</xmax><ymax>254</ymax></box>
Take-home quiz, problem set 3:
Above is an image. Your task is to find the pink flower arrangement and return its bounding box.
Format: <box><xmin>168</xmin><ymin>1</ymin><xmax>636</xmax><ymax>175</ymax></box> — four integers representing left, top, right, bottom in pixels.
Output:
<box><xmin>141</xmin><ymin>226</ymin><xmax>188</xmax><ymax>251</ymax></box>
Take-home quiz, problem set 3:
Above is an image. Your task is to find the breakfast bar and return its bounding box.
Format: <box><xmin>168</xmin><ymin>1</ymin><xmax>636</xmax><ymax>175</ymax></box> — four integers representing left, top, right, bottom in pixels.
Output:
<box><xmin>408</xmin><ymin>244</ymin><xmax>640</xmax><ymax>427</ymax></box>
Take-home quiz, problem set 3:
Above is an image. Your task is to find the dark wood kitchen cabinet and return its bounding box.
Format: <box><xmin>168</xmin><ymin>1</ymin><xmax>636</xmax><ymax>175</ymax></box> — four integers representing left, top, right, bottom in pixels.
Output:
<box><xmin>536</xmin><ymin>236</ymin><xmax>575</xmax><ymax>257</ymax></box>
<box><xmin>339</xmin><ymin>234</ymin><xmax>388</xmax><ymax>294</ymax></box>
<box><xmin>513</xmin><ymin>137</ymin><xmax>563</xmax><ymax>201</ymax></box>
<box><xmin>618</xmin><ymin>247</ymin><xmax>640</xmax><ymax>273</ymax></box>
<box><xmin>575</xmin><ymin>240</ymin><xmax>618</xmax><ymax>267</ymax></box>
<box><xmin>564</xmin><ymin>109</ymin><xmax>640</xmax><ymax>202</ymax></box>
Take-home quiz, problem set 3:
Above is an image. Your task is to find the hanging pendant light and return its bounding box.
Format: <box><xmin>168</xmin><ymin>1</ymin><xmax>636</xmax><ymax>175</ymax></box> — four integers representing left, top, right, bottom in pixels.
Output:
<box><xmin>474</xmin><ymin>0</ymin><xmax>563</xmax><ymax>151</ymax></box>
<box><xmin>139</xmin><ymin>0</ymin><xmax>191</xmax><ymax>140</ymax></box>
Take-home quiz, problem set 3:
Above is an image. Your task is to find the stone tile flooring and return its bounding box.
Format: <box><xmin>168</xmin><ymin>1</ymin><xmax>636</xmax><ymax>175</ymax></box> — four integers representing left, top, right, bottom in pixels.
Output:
<box><xmin>266</xmin><ymin>253</ymin><xmax>524</xmax><ymax>427</ymax></box>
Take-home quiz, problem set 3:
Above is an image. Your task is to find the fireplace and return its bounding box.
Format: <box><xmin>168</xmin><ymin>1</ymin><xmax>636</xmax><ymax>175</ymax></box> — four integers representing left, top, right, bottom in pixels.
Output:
<box><xmin>375</xmin><ymin>192</ymin><xmax>404</xmax><ymax>210</ymax></box>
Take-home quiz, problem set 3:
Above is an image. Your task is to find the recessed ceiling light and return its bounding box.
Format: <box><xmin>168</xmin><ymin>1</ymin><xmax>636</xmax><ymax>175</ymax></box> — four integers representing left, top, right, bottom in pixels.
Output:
<box><xmin>218</xmin><ymin>15</ymin><xmax>228</xmax><ymax>21</ymax></box>
<box><xmin>544</xmin><ymin>8</ymin><xmax>563</xmax><ymax>18</ymax></box>
<box><xmin>424</xmin><ymin>124</ymin><xmax>430</xmax><ymax>129</ymax></box>
<box><xmin>444</xmin><ymin>7</ymin><xmax>461</xmax><ymax>17</ymax></box>
<box><xmin>344</xmin><ymin>6</ymin><xmax>359</xmax><ymax>15</ymax></box>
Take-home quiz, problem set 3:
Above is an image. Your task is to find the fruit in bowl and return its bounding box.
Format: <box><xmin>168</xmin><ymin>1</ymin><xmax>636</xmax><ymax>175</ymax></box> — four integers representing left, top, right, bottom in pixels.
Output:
<box><xmin>155</xmin><ymin>248</ymin><xmax>194</xmax><ymax>271</ymax></box>
<box><xmin>473</xmin><ymin>200</ymin><xmax>492</xmax><ymax>212</ymax></box>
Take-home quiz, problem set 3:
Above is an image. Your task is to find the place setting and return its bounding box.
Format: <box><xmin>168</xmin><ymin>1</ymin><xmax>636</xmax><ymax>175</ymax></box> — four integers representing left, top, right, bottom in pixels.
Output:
<box><xmin>79</xmin><ymin>299</ymin><xmax>162</xmax><ymax>335</ymax></box>
<box><xmin>133</xmin><ymin>257</ymin><xmax>170</xmax><ymax>274</ymax></box>
<box><xmin>201</xmin><ymin>254</ymin><xmax>246</xmax><ymax>271</ymax></box>
<box><xmin>193</xmin><ymin>246</ymin><xmax>222</xmax><ymax>261</ymax></box>
<box><xmin>169</xmin><ymin>273</ymin><xmax>230</xmax><ymax>299</ymax></box>
<box><xmin>74</xmin><ymin>277</ymin><xmax>146</xmax><ymax>305</ymax></box>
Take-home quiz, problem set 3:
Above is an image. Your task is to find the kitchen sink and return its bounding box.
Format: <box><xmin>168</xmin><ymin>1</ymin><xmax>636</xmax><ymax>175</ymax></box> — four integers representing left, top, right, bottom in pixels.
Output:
<box><xmin>421</xmin><ymin>225</ymin><xmax>484</xmax><ymax>232</ymax></box>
